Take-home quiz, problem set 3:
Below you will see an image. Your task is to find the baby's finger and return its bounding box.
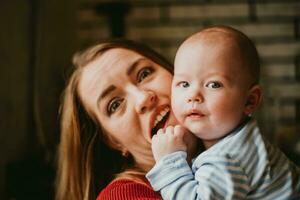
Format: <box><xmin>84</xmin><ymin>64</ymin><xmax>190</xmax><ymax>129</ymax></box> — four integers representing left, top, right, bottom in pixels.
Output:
<box><xmin>151</xmin><ymin>133</ymin><xmax>158</xmax><ymax>142</ymax></box>
<box><xmin>156</xmin><ymin>128</ymin><xmax>164</xmax><ymax>136</ymax></box>
<box><xmin>165</xmin><ymin>126</ymin><xmax>174</xmax><ymax>135</ymax></box>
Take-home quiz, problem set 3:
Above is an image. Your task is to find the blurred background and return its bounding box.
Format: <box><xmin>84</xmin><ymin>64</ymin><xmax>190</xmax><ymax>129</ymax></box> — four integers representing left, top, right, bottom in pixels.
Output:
<box><xmin>1</xmin><ymin>0</ymin><xmax>300</xmax><ymax>199</ymax></box>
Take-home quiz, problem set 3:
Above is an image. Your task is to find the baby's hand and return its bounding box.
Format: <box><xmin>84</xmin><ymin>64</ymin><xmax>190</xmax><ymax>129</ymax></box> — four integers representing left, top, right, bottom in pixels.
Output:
<box><xmin>151</xmin><ymin>125</ymin><xmax>187</xmax><ymax>162</ymax></box>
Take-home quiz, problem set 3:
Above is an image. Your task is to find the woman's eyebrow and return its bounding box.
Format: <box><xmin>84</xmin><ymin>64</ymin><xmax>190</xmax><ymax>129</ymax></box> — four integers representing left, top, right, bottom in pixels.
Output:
<box><xmin>97</xmin><ymin>85</ymin><xmax>116</xmax><ymax>106</ymax></box>
<box><xmin>126</xmin><ymin>58</ymin><xmax>147</xmax><ymax>75</ymax></box>
<box><xmin>97</xmin><ymin>58</ymin><xmax>147</xmax><ymax>107</ymax></box>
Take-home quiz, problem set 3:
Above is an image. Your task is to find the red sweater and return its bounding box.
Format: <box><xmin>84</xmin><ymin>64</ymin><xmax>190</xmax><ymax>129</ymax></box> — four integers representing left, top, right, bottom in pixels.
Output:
<box><xmin>97</xmin><ymin>179</ymin><xmax>162</xmax><ymax>200</ymax></box>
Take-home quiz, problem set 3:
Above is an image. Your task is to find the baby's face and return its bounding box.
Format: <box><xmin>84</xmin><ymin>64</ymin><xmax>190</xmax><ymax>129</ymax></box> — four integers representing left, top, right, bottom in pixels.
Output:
<box><xmin>172</xmin><ymin>36</ymin><xmax>251</xmax><ymax>148</ymax></box>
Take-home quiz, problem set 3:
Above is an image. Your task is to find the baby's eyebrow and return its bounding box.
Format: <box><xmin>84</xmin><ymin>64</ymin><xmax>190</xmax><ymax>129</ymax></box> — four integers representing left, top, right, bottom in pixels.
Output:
<box><xmin>173</xmin><ymin>73</ymin><xmax>188</xmax><ymax>78</ymax></box>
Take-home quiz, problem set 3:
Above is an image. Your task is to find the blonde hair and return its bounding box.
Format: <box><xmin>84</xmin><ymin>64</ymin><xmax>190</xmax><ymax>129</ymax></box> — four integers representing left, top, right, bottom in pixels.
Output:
<box><xmin>55</xmin><ymin>39</ymin><xmax>173</xmax><ymax>200</ymax></box>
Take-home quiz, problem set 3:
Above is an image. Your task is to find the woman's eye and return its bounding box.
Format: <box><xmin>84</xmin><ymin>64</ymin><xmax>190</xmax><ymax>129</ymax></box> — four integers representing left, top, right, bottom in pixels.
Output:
<box><xmin>107</xmin><ymin>98</ymin><xmax>123</xmax><ymax>114</ymax></box>
<box><xmin>206</xmin><ymin>81</ymin><xmax>222</xmax><ymax>89</ymax></box>
<box><xmin>178</xmin><ymin>81</ymin><xmax>190</xmax><ymax>88</ymax></box>
<box><xmin>137</xmin><ymin>67</ymin><xmax>153</xmax><ymax>83</ymax></box>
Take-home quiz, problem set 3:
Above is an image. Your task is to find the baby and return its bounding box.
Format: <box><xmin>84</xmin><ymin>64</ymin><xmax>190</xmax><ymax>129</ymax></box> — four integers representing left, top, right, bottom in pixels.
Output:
<box><xmin>146</xmin><ymin>26</ymin><xmax>300</xmax><ymax>199</ymax></box>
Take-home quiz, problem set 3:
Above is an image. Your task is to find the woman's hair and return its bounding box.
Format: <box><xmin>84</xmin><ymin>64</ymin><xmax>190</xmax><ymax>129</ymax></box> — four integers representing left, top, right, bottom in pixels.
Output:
<box><xmin>55</xmin><ymin>39</ymin><xmax>173</xmax><ymax>200</ymax></box>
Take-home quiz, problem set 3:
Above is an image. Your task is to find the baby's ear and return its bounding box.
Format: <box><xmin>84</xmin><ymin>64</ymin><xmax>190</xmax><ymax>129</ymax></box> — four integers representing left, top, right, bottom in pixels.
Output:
<box><xmin>244</xmin><ymin>85</ymin><xmax>262</xmax><ymax>115</ymax></box>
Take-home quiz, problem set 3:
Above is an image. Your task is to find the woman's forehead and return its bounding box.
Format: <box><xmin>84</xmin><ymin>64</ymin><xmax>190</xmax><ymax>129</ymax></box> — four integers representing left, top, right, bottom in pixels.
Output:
<box><xmin>82</xmin><ymin>48</ymin><xmax>141</xmax><ymax>81</ymax></box>
<box><xmin>92</xmin><ymin>48</ymin><xmax>143</xmax><ymax>72</ymax></box>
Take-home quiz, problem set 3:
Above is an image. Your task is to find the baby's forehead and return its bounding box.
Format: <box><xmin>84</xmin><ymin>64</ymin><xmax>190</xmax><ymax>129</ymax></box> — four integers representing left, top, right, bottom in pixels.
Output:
<box><xmin>189</xmin><ymin>29</ymin><xmax>242</xmax><ymax>47</ymax></box>
<box><xmin>177</xmin><ymin>26</ymin><xmax>260</xmax><ymax>85</ymax></box>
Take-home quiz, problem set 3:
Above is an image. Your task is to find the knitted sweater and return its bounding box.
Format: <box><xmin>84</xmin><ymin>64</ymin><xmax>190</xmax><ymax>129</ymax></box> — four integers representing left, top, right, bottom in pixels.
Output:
<box><xmin>97</xmin><ymin>179</ymin><xmax>162</xmax><ymax>200</ymax></box>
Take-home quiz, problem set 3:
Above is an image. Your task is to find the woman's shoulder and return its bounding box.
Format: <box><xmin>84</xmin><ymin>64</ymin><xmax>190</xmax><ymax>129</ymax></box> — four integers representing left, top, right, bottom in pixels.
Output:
<box><xmin>96</xmin><ymin>178</ymin><xmax>162</xmax><ymax>200</ymax></box>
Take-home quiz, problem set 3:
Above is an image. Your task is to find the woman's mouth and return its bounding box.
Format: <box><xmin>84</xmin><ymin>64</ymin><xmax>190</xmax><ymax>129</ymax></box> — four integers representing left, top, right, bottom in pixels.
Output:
<box><xmin>151</xmin><ymin>107</ymin><xmax>170</xmax><ymax>137</ymax></box>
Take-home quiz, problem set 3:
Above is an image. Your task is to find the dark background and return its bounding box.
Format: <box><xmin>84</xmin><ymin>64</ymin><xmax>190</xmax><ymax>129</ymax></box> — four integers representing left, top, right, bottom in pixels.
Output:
<box><xmin>0</xmin><ymin>0</ymin><xmax>78</xmax><ymax>199</ymax></box>
<box><xmin>1</xmin><ymin>0</ymin><xmax>300</xmax><ymax>199</ymax></box>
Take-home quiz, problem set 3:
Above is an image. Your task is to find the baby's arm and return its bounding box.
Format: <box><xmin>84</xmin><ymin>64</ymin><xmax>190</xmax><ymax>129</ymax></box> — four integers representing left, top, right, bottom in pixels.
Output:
<box><xmin>151</xmin><ymin>125</ymin><xmax>187</xmax><ymax>162</ymax></box>
<box><xmin>147</xmin><ymin>155</ymin><xmax>250</xmax><ymax>200</ymax></box>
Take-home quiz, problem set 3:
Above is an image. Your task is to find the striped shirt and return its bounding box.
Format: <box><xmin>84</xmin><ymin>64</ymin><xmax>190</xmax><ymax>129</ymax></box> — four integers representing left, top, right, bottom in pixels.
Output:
<box><xmin>146</xmin><ymin>119</ymin><xmax>300</xmax><ymax>200</ymax></box>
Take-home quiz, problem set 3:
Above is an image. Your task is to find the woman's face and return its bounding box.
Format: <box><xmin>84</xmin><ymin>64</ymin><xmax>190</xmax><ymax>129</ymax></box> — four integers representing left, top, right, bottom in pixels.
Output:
<box><xmin>78</xmin><ymin>48</ymin><xmax>183</xmax><ymax>168</ymax></box>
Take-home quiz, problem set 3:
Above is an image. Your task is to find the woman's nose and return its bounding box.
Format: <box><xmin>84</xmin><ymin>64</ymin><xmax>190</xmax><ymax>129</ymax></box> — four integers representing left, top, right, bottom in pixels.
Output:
<box><xmin>135</xmin><ymin>90</ymin><xmax>157</xmax><ymax>114</ymax></box>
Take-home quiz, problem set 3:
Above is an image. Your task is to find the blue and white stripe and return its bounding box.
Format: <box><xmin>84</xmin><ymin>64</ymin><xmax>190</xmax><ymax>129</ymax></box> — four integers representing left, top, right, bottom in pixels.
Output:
<box><xmin>146</xmin><ymin>119</ymin><xmax>300</xmax><ymax>200</ymax></box>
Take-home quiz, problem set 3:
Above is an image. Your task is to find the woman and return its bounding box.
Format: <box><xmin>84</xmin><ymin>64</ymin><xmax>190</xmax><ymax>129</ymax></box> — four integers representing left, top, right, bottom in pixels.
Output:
<box><xmin>56</xmin><ymin>39</ymin><xmax>200</xmax><ymax>200</ymax></box>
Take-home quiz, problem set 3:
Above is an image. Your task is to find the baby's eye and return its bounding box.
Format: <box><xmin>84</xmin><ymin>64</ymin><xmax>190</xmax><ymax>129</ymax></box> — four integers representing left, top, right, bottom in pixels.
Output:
<box><xmin>107</xmin><ymin>98</ymin><xmax>123</xmax><ymax>115</ymax></box>
<box><xmin>137</xmin><ymin>67</ymin><xmax>153</xmax><ymax>83</ymax></box>
<box><xmin>178</xmin><ymin>81</ymin><xmax>190</xmax><ymax>88</ymax></box>
<box><xmin>206</xmin><ymin>81</ymin><xmax>222</xmax><ymax>89</ymax></box>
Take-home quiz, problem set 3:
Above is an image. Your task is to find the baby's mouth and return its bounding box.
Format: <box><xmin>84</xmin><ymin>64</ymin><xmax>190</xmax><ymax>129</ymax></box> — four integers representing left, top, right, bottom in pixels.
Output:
<box><xmin>187</xmin><ymin>112</ymin><xmax>205</xmax><ymax>118</ymax></box>
<box><xmin>151</xmin><ymin>110</ymin><xmax>170</xmax><ymax>137</ymax></box>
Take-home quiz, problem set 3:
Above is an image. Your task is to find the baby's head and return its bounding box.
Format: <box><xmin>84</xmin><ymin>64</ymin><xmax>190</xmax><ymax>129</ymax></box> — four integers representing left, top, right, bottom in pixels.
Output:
<box><xmin>172</xmin><ymin>25</ymin><xmax>262</xmax><ymax>148</ymax></box>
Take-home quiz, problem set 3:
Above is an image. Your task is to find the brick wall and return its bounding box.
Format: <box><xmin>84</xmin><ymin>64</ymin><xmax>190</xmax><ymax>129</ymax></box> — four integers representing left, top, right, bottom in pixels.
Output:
<box><xmin>77</xmin><ymin>0</ymin><xmax>300</xmax><ymax>163</ymax></box>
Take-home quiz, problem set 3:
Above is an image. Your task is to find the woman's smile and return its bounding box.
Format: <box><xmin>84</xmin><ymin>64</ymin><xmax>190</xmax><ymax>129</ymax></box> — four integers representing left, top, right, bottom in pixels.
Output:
<box><xmin>150</xmin><ymin>105</ymin><xmax>170</xmax><ymax>138</ymax></box>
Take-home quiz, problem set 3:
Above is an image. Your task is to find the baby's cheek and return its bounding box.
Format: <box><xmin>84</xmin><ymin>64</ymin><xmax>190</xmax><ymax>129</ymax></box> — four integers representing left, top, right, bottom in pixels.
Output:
<box><xmin>171</xmin><ymin>95</ymin><xmax>183</xmax><ymax>114</ymax></box>
<box><xmin>171</xmin><ymin>90</ymin><xmax>179</xmax><ymax>104</ymax></box>
<box><xmin>211</xmin><ymin>100</ymin><xmax>243</xmax><ymax>127</ymax></box>
<box><xmin>211</xmin><ymin>98</ymin><xmax>233</xmax><ymax>112</ymax></box>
